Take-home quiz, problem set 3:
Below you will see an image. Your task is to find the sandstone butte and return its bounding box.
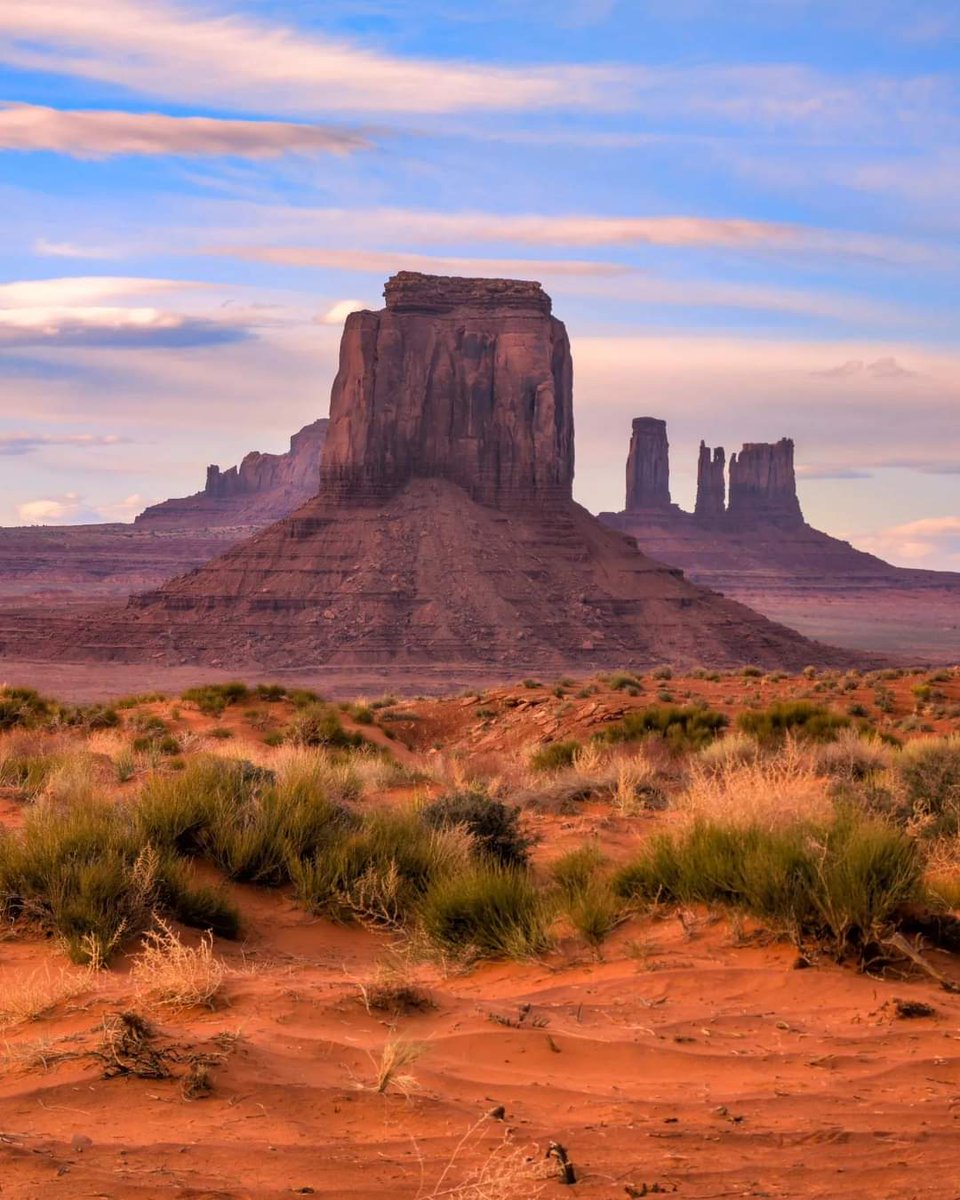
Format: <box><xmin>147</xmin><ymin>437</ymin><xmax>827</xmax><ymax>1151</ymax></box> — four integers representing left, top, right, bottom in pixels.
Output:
<box><xmin>599</xmin><ymin>419</ymin><xmax>960</xmax><ymax>661</ymax></box>
<box><xmin>0</xmin><ymin>272</ymin><xmax>858</xmax><ymax>673</ymax></box>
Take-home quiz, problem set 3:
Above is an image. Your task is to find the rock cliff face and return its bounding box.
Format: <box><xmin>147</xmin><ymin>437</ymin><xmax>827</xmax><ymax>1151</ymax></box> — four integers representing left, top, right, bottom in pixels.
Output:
<box><xmin>320</xmin><ymin>273</ymin><xmax>573</xmax><ymax>508</ymax></box>
<box><xmin>694</xmin><ymin>442</ymin><xmax>725</xmax><ymax>521</ymax></box>
<box><xmin>138</xmin><ymin>419</ymin><xmax>328</xmax><ymax>526</ymax></box>
<box><xmin>728</xmin><ymin>438</ymin><xmax>803</xmax><ymax>527</ymax></box>
<box><xmin>625</xmin><ymin>418</ymin><xmax>671</xmax><ymax>512</ymax></box>
<box><xmin>10</xmin><ymin>273</ymin><xmax>851</xmax><ymax>672</ymax></box>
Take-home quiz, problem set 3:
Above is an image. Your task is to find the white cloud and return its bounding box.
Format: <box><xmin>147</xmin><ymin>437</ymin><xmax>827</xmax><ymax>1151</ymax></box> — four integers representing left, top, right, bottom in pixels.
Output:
<box><xmin>0</xmin><ymin>0</ymin><xmax>625</xmax><ymax>115</ymax></box>
<box><xmin>0</xmin><ymin>102</ymin><xmax>370</xmax><ymax>159</ymax></box>
<box><xmin>856</xmin><ymin>515</ymin><xmax>960</xmax><ymax>568</ymax></box>
<box><xmin>319</xmin><ymin>299</ymin><xmax>370</xmax><ymax>324</ymax></box>
<box><xmin>15</xmin><ymin>492</ymin><xmax>94</xmax><ymax>524</ymax></box>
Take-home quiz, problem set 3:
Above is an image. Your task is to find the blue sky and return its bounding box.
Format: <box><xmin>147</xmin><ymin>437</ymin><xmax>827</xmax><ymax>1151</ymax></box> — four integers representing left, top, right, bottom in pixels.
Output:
<box><xmin>0</xmin><ymin>0</ymin><xmax>958</xmax><ymax>567</ymax></box>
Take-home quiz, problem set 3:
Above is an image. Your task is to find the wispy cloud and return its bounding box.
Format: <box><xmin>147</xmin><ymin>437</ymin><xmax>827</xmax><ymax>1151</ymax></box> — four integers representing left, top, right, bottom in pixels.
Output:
<box><xmin>0</xmin><ymin>0</ymin><xmax>626</xmax><ymax>115</ymax></box>
<box><xmin>0</xmin><ymin>103</ymin><xmax>371</xmax><ymax>159</ymax></box>
<box><xmin>214</xmin><ymin>206</ymin><xmax>944</xmax><ymax>265</ymax></box>
<box><xmin>856</xmin><ymin>515</ymin><xmax>960</xmax><ymax>566</ymax></box>
<box><xmin>219</xmin><ymin>245</ymin><xmax>631</xmax><ymax>276</ymax></box>
<box><xmin>0</xmin><ymin>432</ymin><xmax>128</xmax><ymax>455</ymax></box>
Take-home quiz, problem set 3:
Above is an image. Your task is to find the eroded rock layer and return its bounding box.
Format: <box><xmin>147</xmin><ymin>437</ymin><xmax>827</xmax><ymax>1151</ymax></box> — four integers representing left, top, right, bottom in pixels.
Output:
<box><xmin>8</xmin><ymin>273</ymin><xmax>853</xmax><ymax>671</ymax></box>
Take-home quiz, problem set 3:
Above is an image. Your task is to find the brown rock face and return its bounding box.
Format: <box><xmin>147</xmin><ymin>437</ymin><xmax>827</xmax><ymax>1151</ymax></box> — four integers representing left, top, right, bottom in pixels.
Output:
<box><xmin>728</xmin><ymin>438</ymin><xmax>803</xmax><ymax>526</ymax></box>
<box><xmin>694</xmin><ymin>442</ymin><xmax>726</xmax><ymax>521</ymax></box>
<box><xmin>9</xmin><ymin>274</ymin><xmax>856</xmax><ymax>672</ymax></box>
<box><xmin>321</xmin><ymin>272</ymin><xmax>573</xmax><ymax>508</ymax></box>
<box><xmin>625</xmin><ymin>418</ymin><xmax>671</xmax><ymax>512</ymax></box>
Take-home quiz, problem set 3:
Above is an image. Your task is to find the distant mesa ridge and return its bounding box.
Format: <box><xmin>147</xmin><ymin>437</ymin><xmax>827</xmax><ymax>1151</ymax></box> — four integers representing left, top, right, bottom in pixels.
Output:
<box><xmin>137</xmin><ymin>418</ymin><xmax>328</xmax><ymax>526</ymax></box>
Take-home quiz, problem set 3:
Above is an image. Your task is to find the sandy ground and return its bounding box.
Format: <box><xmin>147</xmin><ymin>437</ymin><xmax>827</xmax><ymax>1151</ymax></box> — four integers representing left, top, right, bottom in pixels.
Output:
<box><xmin>4</xmin><ymin>886</ymin><xmax>960</xmax><ymax>1199</ymax></box>
<box><xmin>2</xmin><ymin>675</ymin><xmax>960</xmax><ymax>1198</ymax></box>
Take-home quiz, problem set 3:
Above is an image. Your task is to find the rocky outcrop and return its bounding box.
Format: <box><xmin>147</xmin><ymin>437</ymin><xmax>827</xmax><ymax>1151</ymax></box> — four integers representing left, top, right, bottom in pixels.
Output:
<box><xmin>11</xmin><ymin>273</ymin><xmax>853</xmax><ymax>672</ymax></box>
<box><xmin>320</xmin><ymin>273</ymin><xmax>572</xmax><ymax>508</ymax></box>
<box><xmin>625</xmin><ymin>418</ymin><xmax>671</xmax><ymax>512</ymax></box>
<box><xmin>599</xmin><ymin>420</ymin><xmax>960</xmax><ymax>662</ymax></box>
<box><xmin>138</xmin><ymin>419</ymin><xmax>328</xmax><ymax>526</ymax></box>
<box><xmin>694</xmin><ymin>442</ymin><xmax>725</xmax><ymax>521</ymax></box>
<box><xmin>728</xmin><ymin>438</ymin><xmax>803</xmax><ymax>527</ymax></box>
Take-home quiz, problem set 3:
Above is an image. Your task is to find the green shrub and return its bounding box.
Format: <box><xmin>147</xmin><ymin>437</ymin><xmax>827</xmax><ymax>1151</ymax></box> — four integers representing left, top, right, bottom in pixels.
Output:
<box><xmin>550</xmin><ymin>845</ymin><xmax>606</xmax><ymax>898</ymax></box>
<box><xmin>290</xmin><ymin>810</ymin><xmax>462</xmax><ymax>926</ymax></box>
<box><xmin>4</xmin><ymin>799</ymin><xmax>239</xmax><ymax>964</ymax></box>
<box><xmin>419</xmin><ymin>865</ymin><xmax>550</xmax><ymax>958</ymax></box>
<box><xmin>286</xmin><ymin>704</ymin><xmax>365</xmax><ymax>749</ymax></box>
<box><xmin>565</xmin><ymin>878</ymin><xmax>622</xmax><ymax>953</ymax></box>
<box><xmin>737</xmin><ymin>701</ymin><xmax>850</xmax><ymax>745</ymax></box>
<box><xmin>0</xmin><ymin>687</ymin><xmax>52</xmax><ymax>731</ymax></box>
<box><xmin>181</xmin><ymin>681</ymin><xmax>251</xmax><ymax>716</ymax></box>
<box><xmin>895</xmin><ymin>737</ymin><xmax>960</xmax><ymax>836</ymax></box>
<box><xmin>421</xmin><ymin>790</ymin><xmax>532</xmax><ymax>866</ymax></box>
<box><xmin>614</xmin><ymin>812</ymin><xmax>921</xmax><ymax>954</ymax></box>
<box><xmin>597</xmin><ymin>705</ymin><xmax>727</xmax><ymax>751</ymax></box>
<box><xmin>529</xmin><ymin>740</ymin><xmax>581</xmax><ymax>773</ymax></box>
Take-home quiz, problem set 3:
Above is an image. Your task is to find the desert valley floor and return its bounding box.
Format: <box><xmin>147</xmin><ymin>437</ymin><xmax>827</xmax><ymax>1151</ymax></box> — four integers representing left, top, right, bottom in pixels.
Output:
<box><xmin>1</xmin><ymin>668</ymin><xmax>960</xmax><ymax>1198</ymax></box>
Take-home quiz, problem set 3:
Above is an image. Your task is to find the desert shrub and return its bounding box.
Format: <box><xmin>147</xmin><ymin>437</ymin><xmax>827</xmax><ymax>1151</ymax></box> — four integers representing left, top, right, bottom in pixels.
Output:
<box><xmin>597</xmin><ymin>705</ymin><xmax>727</xmax><ymax>751</ymax></box>
<box><xmin>254</xmin><ymin>683</ymin><xmax>287</xmax><ymax>702</ymax></box>
<box><xmin>565</xmin><ymin>878</ymin><xmax>622</xmax><ymax>953</ymax></box>
<box><xmin>290</xmin><ymin>810</ymin><xmax>465</xmax><ymax>926</ymax></box>
<box><xmin>286</xmin><ymin>704</ymin><xmax>365</xmax><ymax>749</ymax></box>
<box><xmin>614</xmin><ymin>812</ymin><xmax>921</xmax><ymax>953</ymax></box>
<box><xmin>132</xmin><ymin>919</ymin><xmax>225</xmax><ymax>1009</ymax></box>
<box><xmin>737</xmin><ymin>701</ymin><xmax>850</xmax><ymax>745</ymax></box>
<box><xmin>419</xmin><ymin>865</ymin><xmax>550</xmax><ymax>958</ymax></box>
<box><xmin>608</xmin><ymin>672</ymin><xmax>642</xmax><ymax>691</ymax></box>
<box><xmin>696</xmin><ymin>733</ymin><xmax>760</xmax><ymax>776</ymax></box>
<box><xmin>50</xmin><ymin>703</ymin><xmax>120</xmax><ymax>731</ymax></box>
<box><xmin>181</xmin><ymin>681</ymin><xmax>251</xmax><ymax>716</ymax></box>
<box><xmin>0</xmin><ymin>687</ymin><xmax>54</xmax><ymax>731</ymax></box>
<box><xmin>4</xmin><ymin>802</ymin><xmax>238</xmax><ymax>964</ymax></box>
<box><xmin>550</xmin><ymin>844</ymin><xmax>606</xmax><ymax>898</ymax></box>
<box><xmin>741</xmin><ymin>665</ymin><xmax>763</xmax><ymax>678</ymax></box>
<box><xmin>813</xmin><ymin>731</ymin><xmax>891</xmax><ymax>784</ymax></box>
<box><xmin>894</xmin><ymin>737</ymin><xmax>960</xmax><ymax>836</ymax></box>
<box><xmin>421</xmin><ymin>789</ymin><xmax>532</xmax><ymax>867</ymax></box>
<box><xmin>0</xmin><ymin>751</ymin><xmax>59</xmax><ymax>797</ymax></box>
<box><xmin>529</xmin><ymin>740</ymin><xmax>581</xmax><ymax>773</ymax></box>
<box><xmin>137</xmin><ymin>755</ymin><xmax>351</xmax><ymax>887</ymax></box>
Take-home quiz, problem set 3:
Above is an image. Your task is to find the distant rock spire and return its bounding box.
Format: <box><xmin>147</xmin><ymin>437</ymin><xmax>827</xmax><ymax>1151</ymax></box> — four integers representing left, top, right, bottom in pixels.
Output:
<box><xmin>694</xmin><ymin>441</ymin><xmax>726</xmax><ymax>521</ymax></box>
<box><xmin>728</xmin><ymin>438</ymin><xmax>804</xmax><ymax>526</ymax></box>
<box><xmin>624</xmin><ymin>417</ymin><xmax>671</xmax><ymax>512</ymax></box>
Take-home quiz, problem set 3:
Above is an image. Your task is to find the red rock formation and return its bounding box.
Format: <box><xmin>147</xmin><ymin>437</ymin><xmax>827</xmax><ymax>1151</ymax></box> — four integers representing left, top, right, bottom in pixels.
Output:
<box><xmin>625</xmin><ymin>418</ymin><xmax>671</xmax><ymax>512</ymax></box>
<box><xmin>10</xmin><ymin>273</ymin><xmax>852</xmax><ymax>672</ymax></box>
<box><xmin>320</xmin><ymin>273</ymin><xmax>572</xmax><ymax>508</ymax></box>
<box><xmin>138</xmin><ymin>419</ymin><xmax>327</xmax><ymax>526</ymax></box>
<box><xmin>728</xmin><ymin>438</ymin><xmax>803</xmax><ymax>526</ymax></box>
<box><xmin>694</xmin><ymin>442</ymin><xmax>726</xmax><ymax>521</ymax></box>
<box><xmin>599</xmin><ymin>421</ymin><xmax>960</xmax><ymax>662</ymax></box>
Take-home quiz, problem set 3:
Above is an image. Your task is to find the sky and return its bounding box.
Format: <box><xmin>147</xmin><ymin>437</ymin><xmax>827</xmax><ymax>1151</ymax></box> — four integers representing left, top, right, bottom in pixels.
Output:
<box><xmin>0</xmin><ymin>0</ymin><xmax>958</xmax><ymax>568</ymax></box>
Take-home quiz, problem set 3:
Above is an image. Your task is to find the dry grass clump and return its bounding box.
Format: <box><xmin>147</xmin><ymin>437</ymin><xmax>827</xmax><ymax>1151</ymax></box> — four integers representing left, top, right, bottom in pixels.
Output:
<box><xmin>678</xmin><ymin>738</ymin><xmax>833</xmax><ymax>828</ymax></box>
<box><xmin>132</xmin><ymin>918</ymin><xmax>225</xmax><ymax>1010</ymax></box>
<box><xmin>0</xmin><ymin>965</ymin><xmax>93</xmax><ymax>1030</ymax></box>
<box><xmin>417</xmin><ymin>1119</ymin><xmax>545</xmax><ymax>1200</ymax></box>
<box><xmin>360</xmin><ymin>960</ymin><xmax>436</xmax><ymax>1017</ymax></box>
<box><xmin>368</xmin><ymin>1036</ymin><xmax>425</xmax><ymax>1094</ymax></box>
